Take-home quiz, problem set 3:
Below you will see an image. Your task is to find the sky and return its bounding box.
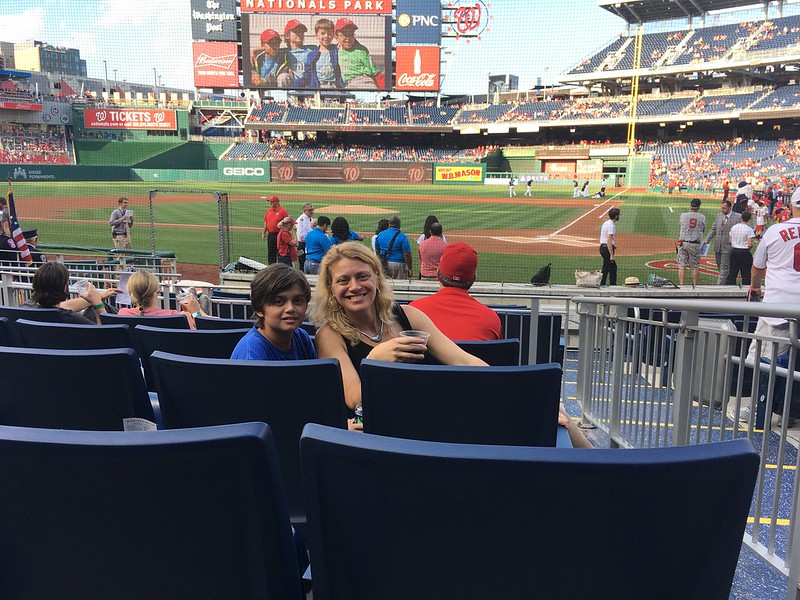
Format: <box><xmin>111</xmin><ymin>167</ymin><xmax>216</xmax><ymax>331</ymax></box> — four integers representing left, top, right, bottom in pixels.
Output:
<box><xmin>0</xmin><ymin>0</ymin><xmax>794</xmax><ymax>97</ymax></box>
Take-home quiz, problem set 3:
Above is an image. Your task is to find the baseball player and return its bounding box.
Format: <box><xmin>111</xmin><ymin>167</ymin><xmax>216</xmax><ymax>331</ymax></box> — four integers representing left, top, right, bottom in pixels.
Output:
<box><xmin>524</xmin><ymin>178</ymin><xmax>533</xmax><ymax>197</ymax></box>
<box><xmin>676</xmin><ymin>198</ymin><xmax>706</xmax><ymax>287</ymax></box>
<box><xmin>508</xmin><ymin>177</ymin><xmax>517</xmax><ymax>198</ymax></box>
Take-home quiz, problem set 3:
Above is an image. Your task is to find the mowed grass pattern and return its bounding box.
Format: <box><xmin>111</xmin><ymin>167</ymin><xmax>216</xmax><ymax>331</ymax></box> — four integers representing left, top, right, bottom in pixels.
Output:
<box><xmin>13</xmin><ymin>180</ymin><xmax>719</xmax><ymax>284</ymax></box>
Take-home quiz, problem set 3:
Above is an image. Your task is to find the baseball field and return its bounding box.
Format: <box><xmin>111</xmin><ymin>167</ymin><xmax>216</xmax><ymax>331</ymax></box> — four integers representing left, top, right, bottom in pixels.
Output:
<box><xmin>11</xmin><ymin>179</ymin><xmax>721</xmax><ymax>285</ymax></box>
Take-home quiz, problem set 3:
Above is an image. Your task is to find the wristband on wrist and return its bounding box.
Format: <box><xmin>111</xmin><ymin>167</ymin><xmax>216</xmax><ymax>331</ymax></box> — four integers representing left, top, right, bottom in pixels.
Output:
<box><xmin>193</xmin><ymin>311</ymin><xmax>202</xmax><ymax>318</ymax></box>
<box><xmin>93</xmin><ymin>303</ymin><xmax>105</xmax><ymax>310</ymax></box>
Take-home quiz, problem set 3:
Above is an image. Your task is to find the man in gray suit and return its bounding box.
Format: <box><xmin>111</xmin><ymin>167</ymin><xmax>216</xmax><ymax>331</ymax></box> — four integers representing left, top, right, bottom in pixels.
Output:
<box><xmin>704</xmin><ymin>200</ymin><xmax>740</xmax><ymax>284</ymax></box>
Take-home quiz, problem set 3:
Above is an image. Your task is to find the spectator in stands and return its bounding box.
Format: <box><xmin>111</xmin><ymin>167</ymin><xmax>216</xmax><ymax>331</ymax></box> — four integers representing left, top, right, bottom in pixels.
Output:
<box><xmin>704</xmin><ymin>200</ymin><xmax>740</xmax><ymax>284</ymax></box>
<box><xmin>282</xmin><ymin>19</ymin><xmax>314</xmax><ymax>89</ymax></box>
<box><xmin>309</xmin><ymin>18</ymin><xmax>344</xmax><ymax>89</ymax></box>
<box><xmin>417</xmin><ymin>214</ymin><xmax>447</xmax><ymax>246</ymax></box>
<box><xmin>371</xmin><ymin>218</ymin><xmax>389</xmax><ymax>252</ymax></box>
<box><xmin>0</xmin><ymin>196</ymin><xmax>9</xmax><ymax>237</ymax></box>
<box><xmin>117</xmin><ymin>270</ymin><xmax>205</xmax><ymax>329</ymax></box>
<box><xmin>262</xmin><ymin>195</ymin><xmax>289</xmax><ymax>265</ymax></box>
<box><xmin>296</xmin><ymin>202</ymin><xmax>314</xmax><ymax>272</ymax></box>
<box><xmin>23</xmin><ymin>262</ymin><xmax>117</xmax><ymax>325</ymax></box>
<box><xmin>727</xmin><ymin>211</ymin><xmax>755</xmax><ymax>285</ymax></box>
<box><xmin>276</xmin><ymin>217</ymin><xmax>297</xmax><ymax>267</ymax></box>
<box><xmin>230</xmin><ymin>264</ymin><xmax>316</xmax><ymax>360</ymax></box>
<box><xmin>375</xmin><ymin>216</ymin><xmax>412</xmax><ymax>279</ymax></box>
<box><xmin>303</xmin><ymin>215</ymin><xmax>332</xmax><ymax>275</ymax></box>
<box><xmin>251</xmin><ymin>28</ymin><xmax>288</xmax><ymax>87</ymax></box>
<box><xmin>109</xmin><ymin>197</ymin><xmax>133</xmax><ymax>249</ymax></box>
<box><xmin>334</xmin><ymin>18</ymin><xmax>385</xmax><ymax>90</ymax></box>
<box><xmin>677</xmin><ymin>198</ymin><xmax>706</xmax><ymax>288</ymax></box>
<box><xmin>311</xmin><ymin>243</ymin><xmax>486</xmax><ymax>421</ymax></box>
<box><xmin>411</xmin><ymin>241</ymin><xmax>501</xmax><ymax>341</ymax></box>
<box><xmin>330</xmin><ymin>216</ymin><xmax>363</xmax><ymax>245</ymax></box>
<box><xmin>418</xmin><ymin>222</ymin><xmax>447</xmax><ymax>280</ymax></box>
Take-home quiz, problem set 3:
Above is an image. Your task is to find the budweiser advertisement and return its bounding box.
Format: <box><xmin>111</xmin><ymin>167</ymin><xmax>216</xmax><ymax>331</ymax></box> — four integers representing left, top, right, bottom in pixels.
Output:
<box><xmin>394</xmin><ymin>46</ymin><xmax>439</xmax><ymax>91</ymax></box>
<box><xmin>193</xmin><ymin>42</ymin><xmax>239</xmax><ymax>88</ymax></box>
<box><xmin>84</xmin><ymin>109</ymin><xmax>178</xmax><ymax>130</ymax></box>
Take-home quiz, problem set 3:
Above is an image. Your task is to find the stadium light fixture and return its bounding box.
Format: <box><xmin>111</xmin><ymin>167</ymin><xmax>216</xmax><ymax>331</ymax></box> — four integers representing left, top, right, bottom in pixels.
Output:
<box><xmin>686</xmin><ymin>121</ymin><xmax>693</xmax><ymax>126</ymax></box>
<box><xmin>680</xmin><ymin>124</ymin><xmax>686</xmax><ymax>129</ymax></box>
<box><xmin>756</xmin><ymin>121</ymin><xmax>764</xmax><ymax>125</ymax></box>
<box><xmin>723</xmin><ymin>119</ymin><xmax>730</xmax><ymax>124</ymax></box>
<box><xmin>659</xmin><ymin>122</ymin><xmax>666</xmax><ymax>127</ymax></box>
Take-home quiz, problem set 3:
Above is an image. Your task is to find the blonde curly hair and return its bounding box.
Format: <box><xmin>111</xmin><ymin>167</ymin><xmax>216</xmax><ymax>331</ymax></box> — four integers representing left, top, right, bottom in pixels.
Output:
<box><xmin>310</xmin><ymin>242</ymin><xmax>397</xmax><ymax>346</ymax></box>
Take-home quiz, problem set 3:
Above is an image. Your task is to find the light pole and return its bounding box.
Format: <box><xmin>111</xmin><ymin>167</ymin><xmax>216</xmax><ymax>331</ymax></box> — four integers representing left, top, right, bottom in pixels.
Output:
<box><xmin>153</xmin><ymin>68</ymin><xmax>158</xmax><ymax>92</ymax></box>
<box><xmin>102</xmin><ymin>59</ymin><xmax>108</xmax><ymax>94</ymax></box>
<box><xmin>113</xmin><ymin>69</ymin><xmax>117</xmax><ymax>90</ymax></box>
<box><xmin>487</xmin><ymin>72</ymin><xmax>491</xmax><ymax>105</ymax></box>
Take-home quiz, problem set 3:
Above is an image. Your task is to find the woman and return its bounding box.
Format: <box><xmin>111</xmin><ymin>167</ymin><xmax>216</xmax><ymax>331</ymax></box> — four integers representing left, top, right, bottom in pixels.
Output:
<box><xmin>330</xmin><ymin>216</ymin><xmax>364</xmax><ymax>245</ymax></box>
<box><xmin>311</xmin><ymin>243</ymin><xmax>486</xmax><ymax>415</ymax></box>
<box><xmin>23</xmin><ymin>262</ymin><xmax>117</xmax><ymax>325</ymax></box>
<box><xmin>118</xmin><ymin>270</ymin><xmax>205</xmax><ymax>329</ymax></box>
<box><xmin>416</xmin><ymin>214</ymin><xmax>447</xmax><ymax>246</ymax></box>
<box><xmin>370</xmin><ymin>218</ymin><xmax>389</xmax><ymax>252</ymax></box>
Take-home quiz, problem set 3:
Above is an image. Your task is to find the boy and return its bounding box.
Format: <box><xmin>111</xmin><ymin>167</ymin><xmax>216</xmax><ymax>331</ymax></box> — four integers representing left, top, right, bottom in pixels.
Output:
<box><xmin>754</xmin><ymin>200</ymin><xmax>769</xmax><ymax>239</ymax></box>
<box><xmin>276</xmin><ymin>216</ymin><xmax>297</xmax><ymax>267</ymax></box>
<box><xmin>251</xmin><ymin>28</ymin><xmax>288</xmax><ymax>87</ymax></box>
<box><xmin>282</xmin><ymin>19</ymin><xmax>314</xmax><ymax>89</ymax></box>
<box><xmin>309</xmin><ymin>18</ymin><xmax>344</xmax><ymax>89</ymax></box>
<box><xmin>334</xmin><ymin>18</ymin><xmax>385</xmax><ymax>90</ymax></box>
<box><xmin>230</xmin><ymin>264</ymin><xmax>316</xmax><ymax>361</ymax></box>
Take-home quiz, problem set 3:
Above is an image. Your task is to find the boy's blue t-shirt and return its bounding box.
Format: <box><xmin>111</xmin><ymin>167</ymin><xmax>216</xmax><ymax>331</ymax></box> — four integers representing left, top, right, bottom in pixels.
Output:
<box><xmin>231</xmin><ymin>327</ymin><xmax>317</xmax><ymax>361</ymax></box>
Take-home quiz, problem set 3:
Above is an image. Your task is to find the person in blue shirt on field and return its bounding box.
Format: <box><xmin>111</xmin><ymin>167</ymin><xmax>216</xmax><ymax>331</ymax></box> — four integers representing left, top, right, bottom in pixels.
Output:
<box><xmin>330</xmin><ymin>216</ymin><xmax>364</xmax><ymax>246</ymax></box>
<box><xmin>303</xmin><ymin>215</ymin><xmax>332</xmax><ymax>275</ymax></box>
<box><xmin>375</xmin><ymin>215</ymin><xmax>412</xmax><ymax>279</ymax></box>
<box><xmin>230</xmin><ymin>264</ymin><xmax>316</xmax><ymax>361</ymax></box>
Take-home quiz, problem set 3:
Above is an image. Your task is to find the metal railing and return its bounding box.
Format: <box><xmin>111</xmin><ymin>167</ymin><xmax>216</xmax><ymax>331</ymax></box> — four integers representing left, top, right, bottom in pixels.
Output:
<box><xmin>574</xmin><ymin>296</ymin><xmax>800</xmax><ymax>599</ymax></box>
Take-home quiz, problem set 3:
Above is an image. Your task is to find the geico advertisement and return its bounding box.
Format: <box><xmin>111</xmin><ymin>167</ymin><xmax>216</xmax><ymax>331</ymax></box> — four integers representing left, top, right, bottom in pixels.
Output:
<box><xmin>219</xmin><ymin>163</ymin><xmax>270</xmax><ymax>181</ymax></box>
<box><xmin>433</xmin><ymin>164</ymin><xmax>485</xmax><ymax>183</ymax></box>
<box><xmin>84</xmin><ymin>109</ymin><xmax>177</xmax><ymax>130</ymax></box>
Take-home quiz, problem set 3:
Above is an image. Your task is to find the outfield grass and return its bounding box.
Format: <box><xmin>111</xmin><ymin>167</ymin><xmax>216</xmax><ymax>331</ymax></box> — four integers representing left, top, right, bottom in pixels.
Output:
<box><xmin>13</xmin><ymin>180</ymin><xmax>720</xmax><ymax>284</ymax></box>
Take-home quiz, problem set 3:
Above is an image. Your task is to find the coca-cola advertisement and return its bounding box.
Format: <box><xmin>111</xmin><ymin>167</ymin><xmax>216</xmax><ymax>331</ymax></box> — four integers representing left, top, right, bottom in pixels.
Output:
<box><xmin>395</xmin><ymin>45</ymin><xmax>440</xmax><ymax>91</ymax></box>
<box><xmin>193</xmin><ymin>42</ymin><xmax>240</xmax><ymax>88</ymax></box>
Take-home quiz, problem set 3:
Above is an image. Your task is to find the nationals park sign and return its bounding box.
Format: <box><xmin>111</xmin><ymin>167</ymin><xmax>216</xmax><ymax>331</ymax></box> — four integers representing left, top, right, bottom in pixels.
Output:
<box><xmin>84</xmin><ymin>109</ymin><xmax>177</xmax><ymax>130</ymax></box>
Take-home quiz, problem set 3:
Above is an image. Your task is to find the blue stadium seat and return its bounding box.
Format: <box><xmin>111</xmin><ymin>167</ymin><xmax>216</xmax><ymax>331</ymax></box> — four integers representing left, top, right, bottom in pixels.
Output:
<box><xmin>150</xmin><ymin>351</ymin><xmax>346</xmax><ymax>526</ymax></box>
<box><xmin>360</xmin><ymin>360</ymin><xmax>563</xmax><ymax>447</ymax></box>
<box><xmin>0</xmin><ymin>422</ymin><xmax>304</xmax><ymax>599</ymax></box>
<box><xmin>454</xmin><ymin>338</ymin><xmax>520</xmax><ymax>366</ymax></box>
<box><xmin>0</xmin><ymin>347</ymin><xmax>154</xmax><ymax>430</ymax></box>
<box><xmin>16</xmin><ymin>319</ymin><xmax>134</xmax><ymax>351</ymax></box>
<box><xmin>301</xmin><ymin>425</ymin><xmax>759</xmax><ymax>600</ymax></box>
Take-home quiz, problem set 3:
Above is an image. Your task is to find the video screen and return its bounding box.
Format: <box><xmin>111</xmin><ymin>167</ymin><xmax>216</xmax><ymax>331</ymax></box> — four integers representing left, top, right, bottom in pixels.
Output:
<box><xmin>242</xmin><ymin>13</ymin><xmax>392</xmax><ymax>91</ymax></box>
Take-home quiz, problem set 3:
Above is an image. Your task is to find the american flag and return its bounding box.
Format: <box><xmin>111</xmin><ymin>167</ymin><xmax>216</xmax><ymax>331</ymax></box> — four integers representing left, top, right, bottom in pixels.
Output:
<box><xmin>6</xmin><ymin>181</ymin><xmax>31</xmax><ymax>264</ymax></box>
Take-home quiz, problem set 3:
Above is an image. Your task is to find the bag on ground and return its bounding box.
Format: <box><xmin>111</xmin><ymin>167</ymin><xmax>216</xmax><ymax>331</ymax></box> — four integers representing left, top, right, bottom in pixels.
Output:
<box><xmin>531</xmin><ymin>263</ymin><xmax>551</xmax><ymax>286</ymax></box>
<box><xmin>575</xmin><ymin>269</ymin><xmax>602</xmax><ymax>288</ymax></box>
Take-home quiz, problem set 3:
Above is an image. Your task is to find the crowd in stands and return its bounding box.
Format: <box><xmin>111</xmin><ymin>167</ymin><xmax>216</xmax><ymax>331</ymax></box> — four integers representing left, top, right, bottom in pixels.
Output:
<box><xmin>0</xmin><ymin>124</ymin><xmax>71</xmax><ymax>164</ymax></box>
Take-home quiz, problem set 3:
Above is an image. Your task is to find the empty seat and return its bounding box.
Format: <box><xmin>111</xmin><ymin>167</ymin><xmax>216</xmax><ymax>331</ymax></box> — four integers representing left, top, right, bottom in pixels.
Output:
<box><xmin>0</xmin><ymin>422</ymin><xmax>304</xmax><ymax>599</ymax></box>
<box><xmin>16</xmin><ymin>319</ymin><xmax>134</xmax><ymax>351</ymax></box>
<box><xmin>454</xmin><ymin>338</ymin><xmax>520</xmax><ymax>366</ymax></box>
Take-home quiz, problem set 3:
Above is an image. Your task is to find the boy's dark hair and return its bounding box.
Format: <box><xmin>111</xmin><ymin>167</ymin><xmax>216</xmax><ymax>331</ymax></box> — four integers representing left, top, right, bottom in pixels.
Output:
<box><xmin>31</xmin><ymin>262</ymin><xmax>70</xmax><ymax>307</ymax></box>
<box><xmin>438</xmin><ymin>272</ymin><xmax>472</xmax><ymax>290</ymax></box>
<box><xmin>250</xmin><ymin>264</ymin><xmax>311</xmax><ymax>328</ymax></box>
<box><xmin>316</xmin><ymin>215</ymin><xmax>331</xmax><ymax>227</ymax></box>
<box><xmin>118</xmin><ymin>197</ymin><xmax>128</xmax><ymax>205</ymax></box>
<box><xmin>741</xmin><ymin>211</ymin><xmax>752</xmax><ymax>223</ymax></box>
<box><xmin>330</xmin><ymin>216</ymin><xmax>351</xmax><ymax>242</ymax></box>
<box><xmin>315</xmin><ymin>18</ymin><xmax>334</xmax><ymax>32</ymax></box>
<box><xmin>608</xmin><ymin>208</ymin><xmax>621</xmax><ymax>220</ymax></box>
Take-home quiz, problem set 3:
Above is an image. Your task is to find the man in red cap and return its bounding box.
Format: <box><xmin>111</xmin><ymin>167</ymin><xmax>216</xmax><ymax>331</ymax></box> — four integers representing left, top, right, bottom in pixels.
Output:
<box><xmin>282</xmin><ymin>18</ymin><xmax>314</xmax><ymax>88</ymax></box>
<box><xmin>410</xmin><ymin>243</ymin><xmax>501</xmax><ymax>341</ymax></box>
<box><xmin>251</xmin><ymin>28</ymin><xmax>287</xmax><ymax>87</ymax></box>
<box><xmin>262</xmin><ymin>195</ymin><xmax>289</xmax><ymax>265</ymax></box>
<box><xmin>334</xmin><ymin>17</ymin><xmax>385</xmax><ymax>90</ymax></box>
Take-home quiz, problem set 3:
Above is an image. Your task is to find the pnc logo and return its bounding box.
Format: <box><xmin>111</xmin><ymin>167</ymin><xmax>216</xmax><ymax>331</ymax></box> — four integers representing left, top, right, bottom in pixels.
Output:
<box><xmin>223</xmin><ymin>167</ymin><xmax>265</xmax><ymax>176</ymax></box>
<box><xmin>397</xmin><ymin>12</ymin><xmax>439</xmax><ymax>27</ymax></box>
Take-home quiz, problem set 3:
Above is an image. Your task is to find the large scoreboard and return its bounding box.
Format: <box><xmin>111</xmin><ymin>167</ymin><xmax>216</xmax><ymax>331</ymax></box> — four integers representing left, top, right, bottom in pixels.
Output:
<box><xmin>190</xmin><ymin>0</ymin><xmax>441</xmax><ymax>93</ymax></box>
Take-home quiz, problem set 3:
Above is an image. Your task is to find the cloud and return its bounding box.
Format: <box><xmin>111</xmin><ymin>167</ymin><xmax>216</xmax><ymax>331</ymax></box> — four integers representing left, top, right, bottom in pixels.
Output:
<box><xmin>2</xmin><ymin>7</ymin><xmax>46</xmax><ymax>43</ymax></box>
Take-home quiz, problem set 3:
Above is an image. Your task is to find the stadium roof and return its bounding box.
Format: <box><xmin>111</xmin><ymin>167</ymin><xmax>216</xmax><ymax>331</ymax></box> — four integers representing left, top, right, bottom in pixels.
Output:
<box><xmin>598</xmin><ymin>0</ymin><xmax>757</xmax><ymax>24</ymax></box>
<box><xmin>0</xmin><ymin>69</ymin><xmax>31</xmax><ymax>79</ymax></box>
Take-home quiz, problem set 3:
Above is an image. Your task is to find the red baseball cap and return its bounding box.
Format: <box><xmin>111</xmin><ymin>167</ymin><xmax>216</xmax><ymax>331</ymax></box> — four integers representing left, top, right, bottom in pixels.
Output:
<box><xmin>439</xmin><ymin>243</ymin><xmax>477</xmax><ymax>282</ymax></box>
<box><xmin>284</xmin><ymin>19</ymin><xmax>307</xmax><ymax>34</ymax></box>
<box><xmin>335</xmin><ymin>18</ymin><xmax>358</xmax><ymax>33</ymax></box>
<box><xmin>260</xmin><ymin>28</ymin><xmax>280</xmax><ymax>43</ymax></box>
<box><xmin>269</xmin><ymin>195</ymin><xmax>280</xmax><ymax>203</ymax></box>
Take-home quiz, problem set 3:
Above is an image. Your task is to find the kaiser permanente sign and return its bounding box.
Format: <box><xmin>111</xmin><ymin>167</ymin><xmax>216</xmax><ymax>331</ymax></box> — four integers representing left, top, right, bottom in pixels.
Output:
<box><xmin>84</xmin><ymin>109</ymin><xmax>177</xmax><ymax>130</ymax></box>
<box><xmin>433</xmin><ymin>163</ymin><xmax>485</xmax><ymax>184</ymax></box>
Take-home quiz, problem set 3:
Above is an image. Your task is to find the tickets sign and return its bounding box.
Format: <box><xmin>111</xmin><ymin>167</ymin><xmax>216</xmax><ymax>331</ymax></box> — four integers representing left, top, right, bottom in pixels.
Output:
<box><xmin>433</xmin><ymin>164</ymin><xmax>485</xmax><ymax>184</ymax></box>
<box><xmin>84</xmin><ymin>109</ymin><xmax>177</xmax><ymax>130</ymax></box>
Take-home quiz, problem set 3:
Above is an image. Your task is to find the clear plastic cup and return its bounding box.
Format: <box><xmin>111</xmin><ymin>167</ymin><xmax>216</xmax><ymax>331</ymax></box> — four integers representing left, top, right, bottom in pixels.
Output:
<box><xmin>399</xmin><ymin>330</ymin><xmax>430</xmax><ymax>346</ymax></box>
<box><xmin>176</xmin><ymin>287</ymin><xmax>196</xmax><ymax>303</ymax></box>
<box><xmin>74</xmin><ymin>279</ymin><xmax>90</xmax><ymax>296</ymax></box>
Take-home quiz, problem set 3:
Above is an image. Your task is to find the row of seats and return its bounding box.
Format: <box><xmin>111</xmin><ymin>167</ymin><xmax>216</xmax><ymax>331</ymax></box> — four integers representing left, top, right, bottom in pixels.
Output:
<box><xmin>246</xmin><ymin>103</ymin><xmax>462</xmax><ymax>127</ymax></box>
<box><xmin>0</xmin><ymin>419</ymin><xmax>759</xmax><ymax>599</ymax></box>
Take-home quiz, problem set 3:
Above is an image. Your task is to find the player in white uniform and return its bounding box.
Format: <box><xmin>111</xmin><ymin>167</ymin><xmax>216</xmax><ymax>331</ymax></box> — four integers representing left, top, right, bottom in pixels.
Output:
<box><xmin>747</xmin><ymin>189</ymin><xmax>800</xmax><ymax>362</ymax></box>
<box><xmin>754</xmin><ymin>201</ymin><xmax>769</xmax><ymax>238</ymax></box>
